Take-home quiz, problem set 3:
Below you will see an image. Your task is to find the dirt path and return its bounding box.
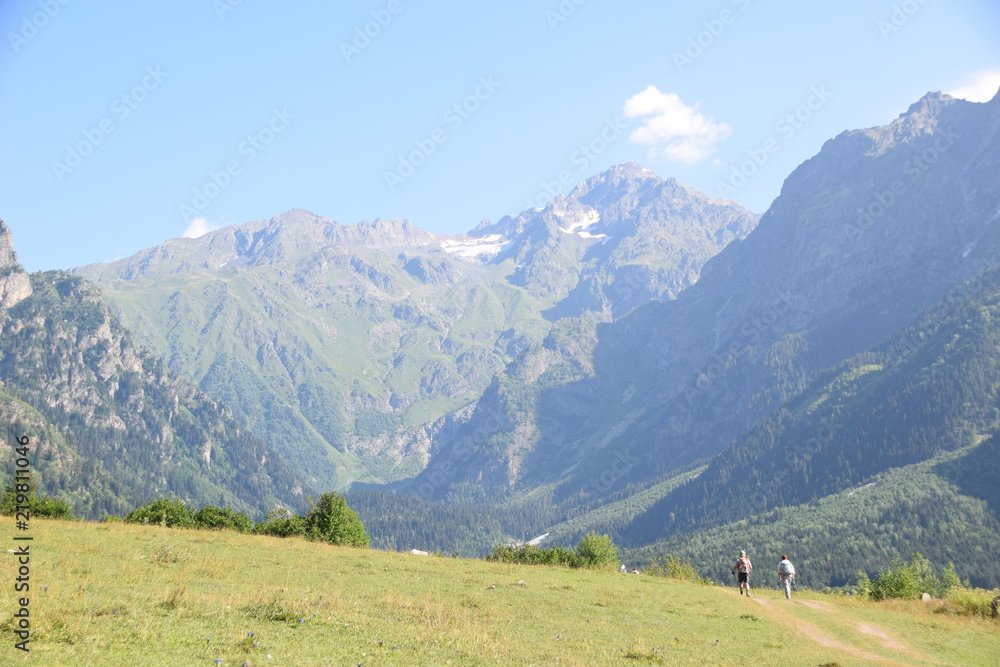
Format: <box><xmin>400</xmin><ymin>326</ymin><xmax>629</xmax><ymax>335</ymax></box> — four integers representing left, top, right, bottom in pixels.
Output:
<box><xmin>748</xmin><ymin>596</ymin><xmax>899</xmax><ymax>664</ymax></box>
<box><xmin>797</xmin><ymin>598</ymin><xmax>939</xmax><ymax>663</ymax></box>
<box><xmin>721</xmin><ymin>589</ymin><xmax>942</xmax><ymax>666</ymax></box>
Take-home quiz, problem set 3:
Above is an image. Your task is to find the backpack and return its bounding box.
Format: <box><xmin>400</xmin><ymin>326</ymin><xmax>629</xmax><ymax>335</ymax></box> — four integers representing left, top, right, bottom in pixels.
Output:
<box><xmin>779</xmin><ymin>560</ymin><xmax>795</xmax><ymax>575</ymax></box>
<box><xmin>737</xmin><ymin>557</ymin><xmax>751</xmax><ymax>573</ymax></box>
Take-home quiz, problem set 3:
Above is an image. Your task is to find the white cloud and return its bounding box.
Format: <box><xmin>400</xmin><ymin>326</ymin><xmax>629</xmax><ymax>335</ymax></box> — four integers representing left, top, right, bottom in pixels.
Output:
<box><xmin>946</xmin><ymin>68</ymin><xmax>1000</xmax><ymax>103</ymax></box>
<box><xmin>182</xmin><ymin>217</ymin><xmax>220</xmax><ymax>239</ymax></box>
<box><xmin>622</xmin><ymin>86</ymin><xmax>732</xmax><ymax>164</ymax></box>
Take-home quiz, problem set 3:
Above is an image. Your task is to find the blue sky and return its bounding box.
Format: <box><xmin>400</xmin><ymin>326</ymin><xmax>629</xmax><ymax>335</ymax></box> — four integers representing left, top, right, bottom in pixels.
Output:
<box><xmin>1</xmin><ymin>0</ymin><xmax>998</xmax><ymax>272</ymax></box>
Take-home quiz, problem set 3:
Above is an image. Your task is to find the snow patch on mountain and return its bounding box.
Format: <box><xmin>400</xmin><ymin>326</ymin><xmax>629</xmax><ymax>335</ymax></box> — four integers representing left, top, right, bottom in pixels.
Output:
<box><xmin>440</xmin><ymin>233</ymin><xmax>510</xmax><ymax>259</ymax></box>
<box><xmin>555</xmin><ymin>207</ymin><xmax>606</xmax><ymax>239</ymax></box>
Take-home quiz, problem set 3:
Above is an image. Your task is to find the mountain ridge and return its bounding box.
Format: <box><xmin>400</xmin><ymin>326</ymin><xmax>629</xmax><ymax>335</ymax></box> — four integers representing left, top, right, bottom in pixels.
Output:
<box><xmin>407</xmin><ymin>89</ymin><xmax>1000</xmax><ymax>505</ymax></box>
<box><xmin>74</xmin><ymin>168</ymin><xmax>757</xmax><ymax>490</ymax></box>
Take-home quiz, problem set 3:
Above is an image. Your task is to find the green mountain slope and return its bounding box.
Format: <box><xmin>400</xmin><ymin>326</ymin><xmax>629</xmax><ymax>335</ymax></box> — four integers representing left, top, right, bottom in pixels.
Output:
<box><xmin>0</xmin><ymin>222</ymin><xmax>305</xmax><ymax>519</ymax></box>
<box><xmin>412</xmin><ymin>90</ymin><xmax>1000</xmax><ymax>509</ymax></box>
<box><xmin>626</xmin><ymin>265</ymin><xmax>1000</xmax><ymax>546</ymax></box>
<box><xmin>74</xmin><ymin>174</ymin><xmax>757</xmax><ymax>490</ymax></box>
<box><xmin>626</xmin><ymin>444</ymin><xmax>1000</xmax><ymax>589</ymax></box>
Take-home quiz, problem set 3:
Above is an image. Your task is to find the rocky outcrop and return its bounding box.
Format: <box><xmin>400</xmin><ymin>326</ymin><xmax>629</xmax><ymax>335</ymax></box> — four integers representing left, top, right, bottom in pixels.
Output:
<box><xmin>0</xmin><ymin>219</ymin><xmax>32</xmax><ymax>309</ymax></box>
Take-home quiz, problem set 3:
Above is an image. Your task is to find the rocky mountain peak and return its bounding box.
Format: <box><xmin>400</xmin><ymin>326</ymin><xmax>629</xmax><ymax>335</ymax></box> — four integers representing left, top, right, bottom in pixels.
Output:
<box><xmin>0</xmin><ymin>219</ymin><xmax>33</xmax><ymax>309</ymax></box>
<box><xmin>569</xmin><ymin>162</ymin><xmax>664</xmax><ymax>203</ymax></box>
<box><xmin>0</xmin><ymin>218</ymin><xmax>20</xmax><ymax>268</ymax></box>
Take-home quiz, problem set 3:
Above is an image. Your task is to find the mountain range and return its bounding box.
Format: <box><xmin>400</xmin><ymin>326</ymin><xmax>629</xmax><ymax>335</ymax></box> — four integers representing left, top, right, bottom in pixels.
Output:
<box><xmin>2</xmin><ymin>87</ymin><xmax>998</xmax><ymax>586</ymax></box>
<box><xmin>0</xmin><ymin>221</ymin><xmax>303</xmax><ymax>518</ymax></box>
<box><xmin>73</xmin><ymin>166</ymin><xmax>757</xmax><ymax>490</ymax></box>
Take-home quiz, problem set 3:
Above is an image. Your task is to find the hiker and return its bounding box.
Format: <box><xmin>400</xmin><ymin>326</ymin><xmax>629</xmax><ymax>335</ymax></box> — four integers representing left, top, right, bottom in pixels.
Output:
<box><xmin>777</xmin><ymin>554</ymin><xmax>796</xmax><ymax>599</ymax></box>
<box><xmin>732</xmin><ymin>550</ymin><xmax>753</xmax><ymax>595</ymax></box>
<box><xmin>620</xmin><ymin>564</ymin><xmax>626</xmax><ymax>574</ymax></box>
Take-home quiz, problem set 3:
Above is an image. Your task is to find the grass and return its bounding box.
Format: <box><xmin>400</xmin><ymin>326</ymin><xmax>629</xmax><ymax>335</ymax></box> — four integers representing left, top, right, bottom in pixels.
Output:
<box><xmin>1</xmin><ymin>519</ymin><xmax>997</xmax><ymax>665</ymax></box>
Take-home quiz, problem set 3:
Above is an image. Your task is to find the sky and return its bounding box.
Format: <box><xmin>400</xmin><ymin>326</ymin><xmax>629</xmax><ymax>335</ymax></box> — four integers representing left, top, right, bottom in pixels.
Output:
<box><xmin>1</xmin><ymin>0</ymin><xmax>998</xmax><ymax>273</ymax></box>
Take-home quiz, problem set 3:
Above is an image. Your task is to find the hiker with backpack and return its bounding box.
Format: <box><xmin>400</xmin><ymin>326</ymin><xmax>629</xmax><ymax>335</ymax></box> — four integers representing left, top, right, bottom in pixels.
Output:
<box><xmin>732</xmin><ymin>550</ymin><xmax>753</xmax><ymax>596</ymax></box>
<box><xmin>777</xmin><ymin>554</ymin><xmax>796</xmax><ymax>599</ymax></box>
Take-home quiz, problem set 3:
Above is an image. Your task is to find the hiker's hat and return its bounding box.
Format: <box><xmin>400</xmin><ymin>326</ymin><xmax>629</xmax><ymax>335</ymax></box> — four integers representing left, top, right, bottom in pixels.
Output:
<box><xmin>739</xmin><ymin>550</ymin><xmax>746</xmax><ymax>557</ymax></box>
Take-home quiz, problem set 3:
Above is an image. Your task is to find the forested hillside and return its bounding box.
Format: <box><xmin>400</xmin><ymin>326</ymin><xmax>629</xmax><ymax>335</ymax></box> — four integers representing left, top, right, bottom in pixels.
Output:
<box><xmin>624</xmin><ymin>265</ymin><xmax>1000</xmax><ymax>545</ymax></box>
<box><xmin>0</xmin><ymin>231</ymin><xmax>306</xmax><ymax>518</ymax></box>
<box><xmin>625</xmin><ymin>445</ymin><xmax>1000</xmax><ymax>589</ymax></box>
<box><xmin>408</xmin><ymin>90</ymin><xmax>1000</xmax><ymax>512</ymax></box>
<box><xmin>74</xmin><ymin>173</ymin><xmax>756</xmax><ymax>490</ymax></box>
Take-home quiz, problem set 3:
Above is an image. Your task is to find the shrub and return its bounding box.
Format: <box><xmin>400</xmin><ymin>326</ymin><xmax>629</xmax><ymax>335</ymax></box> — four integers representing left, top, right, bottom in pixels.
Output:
<box><xmin>487</xmin><ymin>543</ymin><xmax>581</xmax><ymax>567</ymax></box>
<box><xmin>487</xmin><ymin>534</ymin><xmax>620</xmax><ymax>569</ymax></box>
<box><xmin>646</xmin><ymin>554</ymin><xmax>708</xmax><ymax>584</ymax></box>
<box><xmin>303</xmin><ymin>492</ymin><xmax>369</xmax><ymax>547</ymax></box>
<box><xmin>193</xmin><ymin>505</ymin><xmax>253</xmax><ymax>533</ymax></box>
<box><xmin>940</xmin><ymin>587</ymin><xmax>1000</xmax><ymax>618</ymax></box>
<box><xmin>254</xmin><ymin>507</ymin><xmax>307</xmax><ymax>538</ymax></box>
<box><xmin>27</xmin><ymin>495</ymin><xmax>73</xmax><ymax>519</ymax></box>
<box><xmin>575</xmin><ymin>532</ymin><xmax>619</xmax><ymax>569</ymax></box>
<box><xmin>124</xmin><ymin>498</ymin><xmax>195</xmax><ymax>528</ymax></box>
<box><xmin>0</xmin><ymin>483</ymin><xmax>73</xmax><ymax>519</ymax></box>
<box><xmin>858</xmin><ymin>553</ymin><xmax>967</xmax><ymax>601</ymax></box>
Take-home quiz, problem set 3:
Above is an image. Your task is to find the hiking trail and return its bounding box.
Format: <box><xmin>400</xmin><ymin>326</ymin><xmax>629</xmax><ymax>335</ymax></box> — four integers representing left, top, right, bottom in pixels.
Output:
<box><xmin>725</xmin><ymin>588</ymin><xmax>944</xmax><ymax>665</ymax></box>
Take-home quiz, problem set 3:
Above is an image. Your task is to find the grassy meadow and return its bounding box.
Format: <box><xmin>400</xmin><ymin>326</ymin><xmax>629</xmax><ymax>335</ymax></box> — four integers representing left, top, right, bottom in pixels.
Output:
<box><xmin>2</xmin><ymin>519</ymin><xmax>998</xmax><ymax>665</ymax></box>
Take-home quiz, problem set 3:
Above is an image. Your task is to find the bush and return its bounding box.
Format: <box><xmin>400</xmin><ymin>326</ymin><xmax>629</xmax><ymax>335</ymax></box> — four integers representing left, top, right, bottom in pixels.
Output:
<box><xmin>487</xmin><ymin>533</ymin><xmax>620</xmax><ymax>569</ymax></box>
<box><xmin>0</xmin><ymin>483</ymin><xmax>73</xmax><ymax>519</ymax></box>
<box><xmin>646</xmin><ymin>554</ymin><xmax>708</xmax><ymax>584</ymax></box>
<box><xmin>124</xmin><ymin>498</ymin><xmax>195</xmax><ymax>528</ymax></box>
<box><xmin>27</xmin><ymin>495</ymin><xmax>73</xmax><ymax>519</ymax></box>
<box><xmin>304</xmin><ymin>492</ymin><xmax>369</xmax><ymax>547</ymax></box>
<box><xmin>254</xmin><ymin>507</ymin><xmax>307</xmax><ymax>538</ymax></box>
<box><xmin>487</xmin><ymin>543</ymin><xmax>581</xmax><ymax>567</ymax></box>
<box><xmin>941</xmin><ymin>587</ymin><xmax>1000</xmax><ymax>618</ymax></box>
<box><xmin>857</xmin><ymin>553</ymin><xmax>967</xmax><ymax>601</ymax></box>
<box><xmin>193</xmin><ymin>505</ymin><xmax>253</xmax><ymax>533</ymax></box>
<box><xmin>575</xmin><ymin>532</ymin><xmax>619</xmax><ymax>569</ymax></box>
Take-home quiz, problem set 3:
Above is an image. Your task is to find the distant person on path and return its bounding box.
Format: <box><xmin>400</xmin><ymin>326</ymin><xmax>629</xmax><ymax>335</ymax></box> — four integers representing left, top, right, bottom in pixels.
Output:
<box><xmin>777</xmin><ymin>554</ymin><xmax>796</xmax><ymax>599</ymax></box>
<box><xmin>732</xmin><ymin>550</ymin><xmax>753</xmax><ymax>596</ymax></box>
<box><xmin>620</xmin><ymin>564</ymin><xmax>626</xmax><ymax>574</ymax></box>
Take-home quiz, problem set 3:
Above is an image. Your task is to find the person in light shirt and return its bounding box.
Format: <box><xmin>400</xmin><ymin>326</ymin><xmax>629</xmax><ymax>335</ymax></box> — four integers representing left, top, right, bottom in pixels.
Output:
<box><xmin>777</xmin><ymin>554</ymin><xmax>796</xmax><ymax>599</ymax></box>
